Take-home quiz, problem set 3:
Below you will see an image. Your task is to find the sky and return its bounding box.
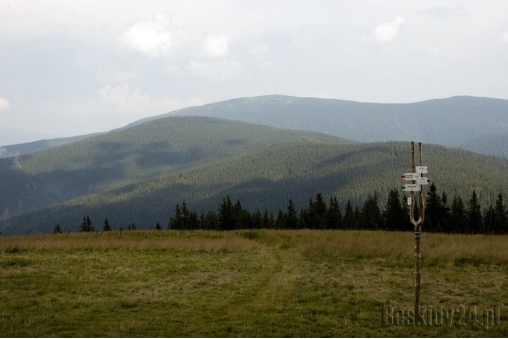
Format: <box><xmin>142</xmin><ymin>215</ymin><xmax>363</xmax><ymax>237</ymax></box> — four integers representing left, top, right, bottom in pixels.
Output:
<box><xmin>1</xmin><ymin>1</ymin><xmax>508</xmax><ymax>142</ymax></box>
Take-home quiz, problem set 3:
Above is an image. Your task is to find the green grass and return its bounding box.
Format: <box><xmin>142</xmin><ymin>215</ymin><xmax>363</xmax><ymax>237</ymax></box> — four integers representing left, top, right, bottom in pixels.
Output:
<box><xmin>1</xmin><ymin>230</ymin><xmax>508</xmax><ymax>337</ymax></box>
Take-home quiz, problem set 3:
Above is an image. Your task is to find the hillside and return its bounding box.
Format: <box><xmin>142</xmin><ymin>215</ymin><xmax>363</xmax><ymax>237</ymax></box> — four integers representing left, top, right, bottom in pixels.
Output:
<box><xmin>156</xmin><ymin>95</ymin><xmax>508</xmax><ymax>149</ymax></box>
<box><xmin>4</xmin><ymin>95</ymin><xmax>508</xmax><ymax>159</ymax></box>
<box><xmin>0</xmin><ymin>117</ymin><xmax>352</xmax><ymax>221</ymax></box>
<box><xmin>3</xmin><ymin>140</ymin><xmax>508</xmax><ymax>236</ymax></box>
<box><xmin>455</xmin><ymin>133</ymin><xmax>508</xmax><ymax>159</ymax></box>
<box><xmin>0</xmin><ymin>133</ymin><xmax>102</xmax><ymax>159</ymax></box>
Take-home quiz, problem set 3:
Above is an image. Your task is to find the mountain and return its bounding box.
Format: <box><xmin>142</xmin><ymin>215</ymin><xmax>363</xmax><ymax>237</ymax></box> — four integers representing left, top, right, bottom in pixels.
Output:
<box><xmin>0</xmin><ymin>116</ymin><xmax>352</xmax><ymax>221</ymax></box>
<box><xmin>159</xmin><ymin>95</ymin><xmax>508</xmax><ymax>148</ymax></box>
<box><xmin>3</xmin><ymin>136</ymin><xmax>508</xmax><ymax>236</ymax></box>
<box><xmin>0</xmin><ymin>133</ymin><xmax>102</xmax><ymax>159</ymax></box>
<box><xmin>455</xmin><ymin>133</ymin><xmax>508</xmax><ymax>159</ymax></box>
<box><xmin>0</xmin><ymin>129</ymin><xmax>62</xmax><ymax>147</ymax></box>
<box><xmin>3</xmin><ymin>95</ymin><xmax>508</xmax><ymax>158</ymax></box>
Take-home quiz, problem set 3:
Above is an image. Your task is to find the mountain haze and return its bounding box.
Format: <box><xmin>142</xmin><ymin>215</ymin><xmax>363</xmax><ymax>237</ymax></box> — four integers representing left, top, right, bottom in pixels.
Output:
<box><xmin>158</xmin><ymin>95</ymin><xmax>508</xmax><ymax>154</ymax></box>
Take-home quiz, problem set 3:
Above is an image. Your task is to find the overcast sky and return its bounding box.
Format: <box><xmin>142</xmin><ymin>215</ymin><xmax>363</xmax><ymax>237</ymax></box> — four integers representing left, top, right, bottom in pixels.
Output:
<box><xmin>1</xmin><ymin>1</ymin><xmax>508</xmax><ymax>141</ymax></box>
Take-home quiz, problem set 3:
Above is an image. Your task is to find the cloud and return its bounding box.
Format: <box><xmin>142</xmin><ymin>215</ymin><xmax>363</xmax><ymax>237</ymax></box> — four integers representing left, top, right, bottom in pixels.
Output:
<box><xmin>0</xmin><ymin>98</ymin><xmax>11</xmax><ymax>111</ymax></box>
<box><xmin>425</xmin><ymin>45</ymin><xmax>454</xmax><ymax>58</ymax></box>
<box><xmin>250</xmin><ymin>43</ymin><xmax>269</xmax><ymax>59</ymax></box>
<box><xmin>202</xmin><ymin>33</ymin><xmax>230</xmax><ymax>59</ymax></box>
<box><xmin>119</xmin><ymin>14</ymin><xmax>172</xmax><ymax>58</ymax></box>
<box><xmin>365</xmin><ymin>16</ymin><xmax>405</xmax><ymax>44</ymax></box>
<box><xmin>95</xmin><ymin>69</ymin><xmax>136</xmax><ymax>83</ymax></box>
<box><xmin>418</xmin><ymin>6</ymin><xmax>467</xmax><ymax>19</ymax></box>
<box><xmin>186</xmin><ymin>57</ymin><xmax>244</xmax><ymax>80</ymax></box>
<box><xmin>99</xmin><ymin>84</ymin><xmax>152</xmax><ymax>115</ymax></box>
<box><xmin>99</xmin><ymin>84</ymin><xmax>203</xmax><ymax>115</ymax></box>
<box><xmin>501</xmin><ymin>31</ymin><xmax>508</xmax><ymax>44</ymax></box>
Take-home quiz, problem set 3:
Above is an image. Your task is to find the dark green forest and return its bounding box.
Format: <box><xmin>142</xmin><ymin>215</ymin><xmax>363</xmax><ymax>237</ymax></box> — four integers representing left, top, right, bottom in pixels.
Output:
<box><xmin>70</xmin><ymin>182</ymin><xmax>508</xmax><ymax>235</ymax></box>
<box><xmin>2</xmin><ymin>116</ymin><xmax>508</xmax><ymax>236</ymax></box>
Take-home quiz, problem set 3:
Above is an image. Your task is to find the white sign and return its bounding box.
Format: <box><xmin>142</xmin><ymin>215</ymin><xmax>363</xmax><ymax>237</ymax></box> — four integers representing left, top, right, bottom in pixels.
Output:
<box><xmin>416</xmin><ymin>166</ymin><xmax>429</xmax><ymax>174</ymax></box>
<box><xmin>401</xmin><ymin>173</ymin><xmax>419</xmax><ymax>180</ymax></box>
<box><xmin>416</xmin><ymin>177</ymin><xmax>430</xmax><ymax>185</ymax></box>
<box><xmin>402</xmin><ymin>184</ymin><xmax>421</xmax><ymax>192</ymax></box>
<box><xmin>407</xmin><ymin>197</ymin><xmax>412</xmax><ymax>205</ymax></box>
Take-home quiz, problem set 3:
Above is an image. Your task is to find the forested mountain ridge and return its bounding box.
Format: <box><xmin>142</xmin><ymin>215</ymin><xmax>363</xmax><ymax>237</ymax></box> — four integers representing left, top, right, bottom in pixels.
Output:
<box><xmin>3</xmin><ymin>95</ymin><xmax>508</xmax><ymax>159</ymax></box>
<box><xmin>158</xmin><ymin>95</ymin><xmax>508</xmax><ymax>154</ymax></box>
<box><xmin>0</xmin><ymin>116</ymin><xmax>352</xmax><ymax>221</ymax></box>
<box><xmin>3</xmin><ymin>139</ymin><xmax>508</xmax><ymax>236</ymax></box>
<box><xmin>0</xmin><ymin>133</ymin><xmax>103</xmax><ymax>159</ymax></box>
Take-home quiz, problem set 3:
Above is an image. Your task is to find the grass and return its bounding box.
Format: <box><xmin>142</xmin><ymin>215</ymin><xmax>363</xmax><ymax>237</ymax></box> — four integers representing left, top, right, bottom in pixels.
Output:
<box><xmin>1</xmin><ymin>229</ymin><xmax>508</xmax><ymax>337</ymax></box>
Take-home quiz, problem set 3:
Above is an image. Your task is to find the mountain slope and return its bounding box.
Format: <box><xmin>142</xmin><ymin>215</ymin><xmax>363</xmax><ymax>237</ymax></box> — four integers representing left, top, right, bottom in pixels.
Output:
<box><xmin>155</xmin><ymin>95</ymin><xmax>508</xmax><ymax>147</ymax></box>
<box><xmin>0</xmin><ymin>133</ymin><xmax>102</xmax><ymax>159</ymax></box>
<box><xmin>0</xmin><ymin>116</ymin><xmax>352</xmax><ymax>220</ymax></box>
<box><xmin>3</xmin><ymin>140</ymin><xmax>508</xmax><ymax>236</ymax></box>
<box><xmin>456</xmin><ymin>133</ymin><xmax>508</xmax><ymax>159</ymax></box>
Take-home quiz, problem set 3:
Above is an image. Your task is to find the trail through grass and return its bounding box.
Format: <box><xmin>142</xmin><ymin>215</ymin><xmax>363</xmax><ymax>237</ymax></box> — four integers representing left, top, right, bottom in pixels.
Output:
<box><xmin>1</xmin><ymin>230</ymin><xmax>507</xmax><ymax>337</ymax></box>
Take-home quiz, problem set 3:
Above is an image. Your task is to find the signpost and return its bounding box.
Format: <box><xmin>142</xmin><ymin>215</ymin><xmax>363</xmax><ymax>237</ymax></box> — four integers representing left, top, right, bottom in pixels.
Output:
<box><xmin>402</xmin><ymin>142</ymin><xmax>427</xmax><ymax>325</ymax></box>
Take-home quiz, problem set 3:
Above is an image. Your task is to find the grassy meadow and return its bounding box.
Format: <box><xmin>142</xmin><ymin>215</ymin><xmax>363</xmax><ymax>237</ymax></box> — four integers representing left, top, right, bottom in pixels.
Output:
<box><xmin>1</xmin><ymin>229</ymin><xmax>508</xmax><ymax>337</ymax></box>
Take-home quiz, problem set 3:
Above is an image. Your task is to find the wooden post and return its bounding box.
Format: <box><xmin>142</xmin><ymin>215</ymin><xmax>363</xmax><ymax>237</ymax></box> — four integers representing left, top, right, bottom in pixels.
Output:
<box><xmin>409</xmin><ymin>142</ymin><xmax>425</xmax><ymax>324</ymax></box>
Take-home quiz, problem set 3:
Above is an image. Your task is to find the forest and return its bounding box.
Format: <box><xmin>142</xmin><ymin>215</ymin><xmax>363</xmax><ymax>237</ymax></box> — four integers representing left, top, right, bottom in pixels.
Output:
<box><xmin>71</xmin><ymin>183</ymin><xmax>507</xmax><ymax>236</ymax></box>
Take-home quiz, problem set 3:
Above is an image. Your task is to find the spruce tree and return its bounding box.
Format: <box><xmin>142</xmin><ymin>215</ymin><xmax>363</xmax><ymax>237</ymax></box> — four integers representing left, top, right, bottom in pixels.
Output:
<box><xmin>53</xmin><ymin>224</ymin><xmax>62</xmax><ymax>234</ymax></box>
<box><xmin>467</xmin><ymin>190</ymin><xmax>482</xmax><ymax>234</ymax></box>
<box><xmin>494</xmin><ymin>193</ymin><xmax>507</xmax><ymax>234</ymax></box>
<box><xmin>103</xmin><ymin>218</ymin><xmax>112</xmax><ymax>232</ymax></box>
<box><xmin>343</xmin><ymin>201</ymin><xmax>355</xmax><ymax>230</ymax></box>
<box><xmin>155</xmin><ymin>221</ymin><xmax>162</xmax><ymax>230</ymax></box>
<box><xmin>383</xmin><ymin>189</ymin><xmax>405</xmax><ymax>231</ymax></box>
<box><xmin>425</xmin><ymin>183</ymin><xmax>442</xmax><ymax>232</ymax></box>
<box><xmin>327</xmin><ymin>196</ymin><xmax>342</xmax><ymax>229</ymax></box>
<box><xmin>286</xmin><ymin>199</ymin><xmax>298</xmax><ymax>229</ymax></box>
<box><xmin>218</xmin><ymin>196</ymin><xmax>234</xmax><ymax>230</ymax></box>
<box><xmin>448</xmin><ymin>197</ymin><xmax>467</xmax><ymax>233</ymax></box>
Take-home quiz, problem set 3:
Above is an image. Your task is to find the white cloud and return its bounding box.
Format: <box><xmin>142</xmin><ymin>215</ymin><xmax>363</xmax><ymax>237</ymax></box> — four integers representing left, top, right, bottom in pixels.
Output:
<box><xmin>501</xmin><ymin>31</ymin><xmax>508</xmax><ymax>44</ymax></box>
<box><xmin>202</xmin><ymin>33</ymin><xmax>230</xmax><ymax>59</ymax></box>
<box><xmin>95</xmin><ymin>69</ymin><xmax>136</xmax><ymax>83</ymax></box>
<box><xmin>0</xmin><ymin>98</ymin><xmax>11</xmax><ymax>111</ymax></box>
<box><xmin>99</xmin><ymin>84</ymin><xmax>203</xmax><ymax>116</ymax></box>
<box><xmin>99</xmin><ymin>84</ymin><xmax>152</xmax><ymax>115</ymax></box>
<box><xmin>119</xmin><ymin>14</ymin><xmax>172</xmax><ymax>58</ymax></box>
<box><xmin>186</xmin><ymin>57</ymin><xmax>244</xmax><ymax>81</ymax></box>
<box><xmin>366</xmin><ymin>16</ymin><xmax>405</xmax><ymax>44</ymax></box>
<box><xmin>418</xmin><ymin>6</ymin><xmax>467</xmax><ymax>19</ymax></box>
<box><xmin>250</xmin><ymin>43</ymin><xmax>269</xmax><ymax>59</ymax></box>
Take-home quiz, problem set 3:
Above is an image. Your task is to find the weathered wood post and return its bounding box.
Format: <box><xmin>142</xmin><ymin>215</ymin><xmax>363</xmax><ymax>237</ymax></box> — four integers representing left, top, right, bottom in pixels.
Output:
<box><xmin>402</xmin><ymin>142</ymin><xmax>428</xmax><ymax>324</ymax></box>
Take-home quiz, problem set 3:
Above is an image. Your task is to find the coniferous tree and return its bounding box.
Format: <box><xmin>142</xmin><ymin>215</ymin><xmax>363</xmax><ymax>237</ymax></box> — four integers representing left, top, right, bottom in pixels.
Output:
<box><xmin>327</xmin><ymin>196</ymin><xmax>342</xmax><ymax>229</ymax></box>
<box><xmin>383</xmin><ymin>189</ymin><xmax>405</xmax><ymax>231</ymax></box>
<box><xmin>494</xmin><ymin>193</ymin><xmax>507</xmax><ymax>234</ymax></box>
<box><xmin>425</xmin><ymin>183</ymin><xmax>442</xmax><ymax>232</ymax></box>
<box><xmin>359</xmin><ymin>195</ymin><xmax>382</xmax><ymax>230</ymax></box>
<box><xmin>53</xmin><ymin>224</ymin><xmax>62</xmax><ymax>234</ymax></box>
<box><xmin>343</xmin><ymin>201</ymin><xmax>356</xmax><ymax>230</ymax></box>
<box><xmin>439</xmin><ymin>193</ymin><xmax>450</xmax><ymax>232</ymax></box>
<box><xmin>169</xmin><ymin>203</ymin><xmax>183</xmax><ymax>230</ymax></box>
<box><xmin>218</xmin><ymin>196</ymin><xmax>234</xmax><ymax>230</ymax></box>
<box><xmin>314</xmin><ymin>193</ymin><xmax>327</xmax><ymax>229</ymax></box>
<box><xmin>79</xmin><ymin>216</ymin><xmax>94</xmax><ymax>232</ymax></box>
<box><xmin>467</xmin><ymin>190</ymin><xmax>483</xmax><ymax>234</ymax></box>
<box><xmin>103</xmin><ymin>218</ymin><xmax>112</xmax><ymax>232</ymax></box>
<box><xmin>448</xmin><ymin>196</ymin><xmax>467</xmax><ymax>233</ymax></box>
<box><xmin>484</xmin><ymin>205</ymin><xmax>496</xmax><ymax>234</ymax></box>
<box><xmin>155</xmin><ymin>221</ymin><xmax>162</xmax><ymax>230</ymax></box>
<box><xmin>275</xmin><ymin>210</ymin><xmax>286</xmax><ymax>229</ymax></box>
<box><xmin>286</xmin><ymin>199</ymin><xmax>298</xmax><ymax>229</ymax></box>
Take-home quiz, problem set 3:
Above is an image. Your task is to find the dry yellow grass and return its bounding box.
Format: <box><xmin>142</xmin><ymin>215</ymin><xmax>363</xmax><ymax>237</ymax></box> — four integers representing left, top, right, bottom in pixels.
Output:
<box><xmin>2</xmin><ymin>229</ymin><xmax>507</xmax><ymax>264</ymax></box>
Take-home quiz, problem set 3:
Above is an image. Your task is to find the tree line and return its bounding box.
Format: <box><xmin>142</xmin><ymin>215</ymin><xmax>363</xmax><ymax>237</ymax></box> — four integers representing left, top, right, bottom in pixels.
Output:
<box><xmin>73</xmin><ymin>183</ymin><xmax>507</xmax><ymax>235</ymax></box>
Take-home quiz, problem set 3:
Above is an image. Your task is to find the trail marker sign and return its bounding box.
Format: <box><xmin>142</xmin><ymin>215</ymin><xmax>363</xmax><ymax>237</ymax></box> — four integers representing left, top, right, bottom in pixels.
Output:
<box><xmin>401</xmin><ymin>173</ymin><xmax>419</xmax><ymax>180</ymax></box>
<box><xmin>401</xmin><ymin>184</ymin><xmax>421</xmax><ymax>192</ymax></box>
<box><xmin>416</xmin><ymin>166</ymin><xmax>429</xmax><ymax>174</ymax></box>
